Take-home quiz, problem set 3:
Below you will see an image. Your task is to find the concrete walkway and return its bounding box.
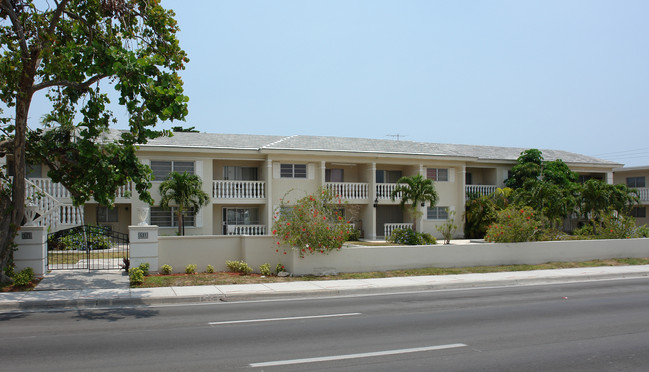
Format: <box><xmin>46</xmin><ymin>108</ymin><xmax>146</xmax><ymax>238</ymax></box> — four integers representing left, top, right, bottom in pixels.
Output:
<box><xmin>2</xmin><ymin>265</ymin><xmax>649</xmax><ymax>312</ymax></box>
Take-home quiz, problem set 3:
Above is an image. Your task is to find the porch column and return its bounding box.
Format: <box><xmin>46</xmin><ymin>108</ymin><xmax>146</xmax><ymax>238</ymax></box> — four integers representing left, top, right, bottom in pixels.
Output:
<box><xmin>129</xmin><ymin>225</ymin><xmax>159</xmax><ymax>272</ymax></box>
<box><xmin>320</xmin><ymin>160</ymin><xmax>326</xmax><ymax>187</ymax></box>
<box><xmin>266</xmin><ymin>159</ymin><xmax>273</xmax><ymax>235</ymax></box>
<box><xmin>365</xmin><ymin>162</ymin><xmax>377</xmax><ymax>240</ymax></box>
<box><xmin>14</xmin><ymin>226</ymin><xmax>47</xmax><ymax>277</ymax></box>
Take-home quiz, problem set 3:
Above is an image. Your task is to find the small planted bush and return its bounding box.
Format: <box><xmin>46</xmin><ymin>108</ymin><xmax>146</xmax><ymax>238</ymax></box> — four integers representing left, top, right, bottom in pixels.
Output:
<box><xmin>259</xmin><ymin>263</ymin><xmax>271</xmax><ymax>276</ymax></box>
<box><xmin>13</xmin><ymin>267</ymin><xmax>35</xmax><ymax>287</ymax></box>
<box><xmin>205</xmin><ymin>264</ymin><xmax>215</xmax><ymax>273</ymax></box>
<box><xmin>275</xmin><ymin>263</ymin><xmax>286</xmax><ymax>275</ymax></box>
<box><xmin>161</xmin><ymin>264</ymin><xmax>173</xmax><ymax>275</ymax></box>
<box><xmin>138</xmin><ymin>262</ymin><xmax>150</xmax><ymax>276</ymax></box>
<box><xmin>388</xmin><ymin>228</ymin><xmax>436</xmax><ymax>245</ymax></box>
<box><xmin>185</xmin><ymin>264</ymin><xmax>197</xmax><ymax>274</ymax></box>
<box><xmin>129</xmin><ymin>267</ymin><xmax>144</xmax><ymax>285</ymax></box>
<box><xmin>226</xmin><ymin>260</ymin><xmax>253</xmax><ymax>275</ymax></box>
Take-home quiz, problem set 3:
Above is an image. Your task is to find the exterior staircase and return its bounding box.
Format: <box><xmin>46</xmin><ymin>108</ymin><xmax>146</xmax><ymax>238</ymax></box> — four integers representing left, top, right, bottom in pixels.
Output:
<box><xmin>24</xmin><ymin>178</ymin><xmax>82</xmax><ymax>232</ymax></box>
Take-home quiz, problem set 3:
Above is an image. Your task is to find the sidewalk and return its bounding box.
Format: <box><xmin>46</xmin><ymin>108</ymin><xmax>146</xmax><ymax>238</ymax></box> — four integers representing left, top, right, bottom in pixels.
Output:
<box><xmin>2</xmin><ymin>265</ymin><xmax>649</xmax><ymax>312</ymax></box>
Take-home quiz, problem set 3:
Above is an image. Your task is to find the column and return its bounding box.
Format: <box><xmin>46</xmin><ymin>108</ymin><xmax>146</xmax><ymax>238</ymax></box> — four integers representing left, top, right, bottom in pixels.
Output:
<box><xmin>14</xmin><ymin>226</ymin><xmax>47</xmax><ymax>276</ymax></box>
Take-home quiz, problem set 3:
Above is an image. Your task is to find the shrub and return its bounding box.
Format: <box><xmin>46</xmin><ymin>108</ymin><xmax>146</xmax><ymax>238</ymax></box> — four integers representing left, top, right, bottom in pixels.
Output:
<box><xmin>272</xmin><ymin>188</ymin><xmax>352</xmax><ymax>256</ymax></box>
<box><xmin>161</xmin><ymin>264</ymin><xmax>173</xmax><ymax>275</ymax></box>
<box><xmin>436</xmin><ymin>209</ymin><xmax>457</xmax><ymax>244</ymax></box>
<box><xmin>205</xmin><ymin>264</ymin><xmax>215</xmax><ymax>273</ymax></box>
<box><xmin>275</xmin><ymin>263</ymin><xmax>286</xmax><ymax>274</ymax></box>
<box><xmin>129</xmin><ymin>267</ymin><xmax>144</xmax><ymax>285</ymax></box>
<box><xmin>13</xmin><ymin>267</ymin><xmax>35</xmax><ymax>287</ymax></box>
<box><xmin>185</xmin><ymin>264</ymin><xmax>197</xmax><ymax>274</ymax></box>
<box><xmin>485</xmin><ymin>206</ymin><xmax>543</xmax><ymax>243</ymax></box>
<box><xmin>598</xmin><ymin>213</ymin><xmax>644</xmax><ymax>239</ymax></box>
<box><xmin>259</xmin><ymin>263</ymin><xmax>271</xmax><ymax>276</ymax></box>
<box><xmin>138</xmin><ymin>262</ymin><xmax>150</xmax><ymax>276</ymax></box>
<box><xmin>388</xmin><ymin>228</ymin><xmax>436</xmax><ymax>245</ymax></box>
<box><xmin>226</xmin><ymin>260</ymin><xmax>253</xmax><ymax>275</ymax></box>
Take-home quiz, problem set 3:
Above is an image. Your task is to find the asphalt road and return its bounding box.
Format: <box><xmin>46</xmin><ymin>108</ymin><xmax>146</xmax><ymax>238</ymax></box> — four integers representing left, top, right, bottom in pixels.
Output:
<box><xmin>3</xmin><ymin>278</ymin><xmax>649</xmax><ymax>371</ymax></box>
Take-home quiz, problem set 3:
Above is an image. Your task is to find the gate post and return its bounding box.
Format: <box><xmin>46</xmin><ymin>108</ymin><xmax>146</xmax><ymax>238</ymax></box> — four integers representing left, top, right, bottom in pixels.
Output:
<box><xmin>15</xmin><ymin>226</ymin><xmax>47</xmax><ymax>276</ymax></box>
<box><xmin>129</xmin><ymin>225</ymin><xmax>159</xmax><ymax>273</ymax></box>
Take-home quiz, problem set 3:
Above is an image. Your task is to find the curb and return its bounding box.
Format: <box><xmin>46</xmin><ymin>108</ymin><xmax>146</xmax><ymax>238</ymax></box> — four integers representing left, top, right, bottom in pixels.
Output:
<box><xmin>2</xmin><ymin>270</ymin><xmax>649</xmax><ymax>312</ymax></box>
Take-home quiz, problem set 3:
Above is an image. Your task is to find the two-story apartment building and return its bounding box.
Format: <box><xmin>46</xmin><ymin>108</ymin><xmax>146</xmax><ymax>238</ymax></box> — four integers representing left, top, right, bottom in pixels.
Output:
<box><xmin>13</xmin><ymin>132</ymin><xmax>624</xmax><ymax>239</ymax></box>
<box><xmin>613</xmin><ymin>166</ymin><xmax>649</xmax><ymax>226</ymax></box>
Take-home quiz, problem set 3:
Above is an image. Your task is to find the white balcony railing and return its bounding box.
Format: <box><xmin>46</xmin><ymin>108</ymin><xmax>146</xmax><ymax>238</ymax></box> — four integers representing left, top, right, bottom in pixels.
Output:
<box><xmin>325</xmin><ymin>182</ymin><xmax>369</xmax><ymax>200</ymax></box>
<box><xmin>384</xmin><ymin>223</ymin><xmax>413</xmax><ymax>238</ymax></box>
<box><xmin>28</xmin><ymin>178</ymin><xmax>71</xmax><ymax>199</ymax></box>
<box><xmin>226</xmin><ymin>224</ymin><xmax>266</xmax><ymax>236</ymax></box>
<box><xmin>465</xmin><ymin>185</ymin><xmax>498</xmax><ymax>198</ymax></box>
<box><xmin>376</xmin><ymin>183</ymin><xmax>401</xmax><ymax>200</ymax></box>
<box><xmin>634</xmin><ymin>188</ymin><xmax>649</xmax><ymax>202</ymax></box>
<box><xmin>213</xmin><ymin>180</ymin><xmax>265</xmax><ymax>199</ymax></box>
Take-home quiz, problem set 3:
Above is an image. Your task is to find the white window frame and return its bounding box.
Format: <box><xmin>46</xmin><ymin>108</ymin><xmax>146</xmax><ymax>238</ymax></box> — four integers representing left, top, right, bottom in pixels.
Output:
<box><xmin>97</xmin><ymin>207</ymin><xmax>119</xmax><ymax>223</ymax></box>
<box><xmin>150</xmin><ymin>206</ymin><xmax>196</xmax><ymax>228</ymax></box>
<box><xmin>280</xmin><ymin>164</ymin><xmax>307</xmax><ymax>179</ymax></box>
<box><xmin>150</xmin><ymin>160</ymin><xmax>195</xmax><ymax>181</ymax></box>
<box><xmin>427</xmin><ymin>168</ymin><xmax>449</xmax><ymax>182</ymax></box>
<box><xmin>427</xmin><ymin>206</ymin><xmax>449</xmax><ymax>220</ymax></box>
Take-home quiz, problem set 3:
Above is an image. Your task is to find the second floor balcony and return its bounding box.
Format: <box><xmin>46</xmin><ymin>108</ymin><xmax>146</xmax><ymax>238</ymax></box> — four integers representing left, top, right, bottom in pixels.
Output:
<box><xmin>213</xmin><ymin>180</ymin><xmax>266</xmax><ymax>200</ymax></box>
<box><xmin>465</xmin><ymin>185</ymin><xmax>498</xmax><ymax>198</ymax></box>
<box><xmin>325</xmin><ymin>182</ymin><xmax>369</xmax><ymax>201</ymax></box>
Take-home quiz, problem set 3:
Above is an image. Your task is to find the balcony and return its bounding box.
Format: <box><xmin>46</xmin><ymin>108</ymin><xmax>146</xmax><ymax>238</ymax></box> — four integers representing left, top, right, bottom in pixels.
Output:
<box><xmin>226</xmin><ymin>224</ymin><xmax>266</xmax><ymax>236</ymax></box>
<box><xmin>26</xmin><ymin>178</ymin><xmax>133</xmax><ymax>201</ymax></box>
<box><xmin>465</xmin><ymin>185</ymin><xmax>498</xmax><ymax>198</ymax></box>
<box><xmin>213</xmin><ymin>180</ymin><xmax>265</xmax><ymax>200</ymax></box>
<box><xmin>384</xmin><ymin>223</ymin><xmax>413</xmax><ymax>238</ymax></box>
<box><xmin>634</xmin><ymin>188</ymin><xmax>649</xmax><ymax>202</ymax></box>
<box><xmin>376</xmin><ymin>183</ymin><xmax>402</xmax><ymax>201</ymax></box>
<box><xmin>325</xmin><ymin>182</ymin><xmax>369</xmax><ymax>201</ymax></box>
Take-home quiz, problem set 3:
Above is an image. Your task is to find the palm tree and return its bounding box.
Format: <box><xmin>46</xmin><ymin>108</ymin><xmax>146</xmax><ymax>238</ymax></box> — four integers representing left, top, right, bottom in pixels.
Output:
<box><xmin>390</xmin><ymin>174</ymin><xmax>439</xmax><ymax>232</ymax></box>
<box><xmin>159</xmin><ymin>172</ymin><xmax>210</xmax><ymax>235</ymax></box>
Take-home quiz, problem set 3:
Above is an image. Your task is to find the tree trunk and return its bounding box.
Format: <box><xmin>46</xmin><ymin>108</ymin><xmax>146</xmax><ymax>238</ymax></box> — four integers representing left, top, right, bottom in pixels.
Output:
<box><xmin>0</xmin><ymin>55</ymin><xmax>36</xmax><ymax>277</ymax></box>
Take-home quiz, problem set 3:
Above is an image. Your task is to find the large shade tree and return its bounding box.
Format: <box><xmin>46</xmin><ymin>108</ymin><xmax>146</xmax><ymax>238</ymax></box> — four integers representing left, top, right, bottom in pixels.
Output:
<box><xmin>0</xmin><ymin>0</ymin><xmax>189</xmax><ymax>280</ymax></box>
<box><xmin>390</xmin><ymin>174</ymin><xmax>439</xmax><ymax>232</ymax></box>
<box><xmin>159</xmin><ymin>172</ymin><xmax>209</xmax><ymax>236</ymax></box>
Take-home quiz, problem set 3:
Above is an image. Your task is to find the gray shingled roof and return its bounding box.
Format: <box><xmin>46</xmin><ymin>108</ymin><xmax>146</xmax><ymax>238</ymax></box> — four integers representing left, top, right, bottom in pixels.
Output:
<box><xmin>139</xmin><ymin>132</ymin><xmax>618</xmax><ymax>166</ymax></box>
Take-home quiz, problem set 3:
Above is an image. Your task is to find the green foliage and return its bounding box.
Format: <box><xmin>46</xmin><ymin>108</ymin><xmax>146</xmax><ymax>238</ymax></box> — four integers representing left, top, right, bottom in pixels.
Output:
<box><xmin>226</xmin><ymin>260</ymin><xmax>253</xmax><ymax>275</ymax></box>
<box><xmin>273</xmin><ymin>188</ymin><xmax>353</xmax><ymax>256</ymax></box>
<box><xmin>275</xmin><ymin>263</ymin><xmax>287</xmax><ymax>274</ymax></box>
<box><xmin>129</xmin><ymin>267</ymin><xmax>144</xmax><ymax>285</ymax></box>
<box><xmin>436</xmin><ymin>209</ymin><xmax>457</xmax><ymax>244</ymax></box>
<box><xmin>161</xmin><ymin>264</ymin><xmax>173</xmax><ymax>275</ymax></box>
<box><xmin>579</xmin><ymin>180</ymin><xmax>640</xmax><ymax>233</ymax></box>
<box><xmin>49</xmin><ymin>226</ymin><xmax>112</xmax><ymax>251</ymax></box>
<box><xmin>159</xmin><ymin>172</ymin><xmax>210</xmax><ymax>236</ymax></box>
<box><xmin>138</xmin><ymin>262</ymin><xmax>150</xmax><ymax>276</ymax></box>
<box><xmin>388</xmin><ymin>228</ymin><xmax>436</xmax><ymax>245</ymax></box>
<box><xmin>259</xmin><ymin>263</ymin><xmax>272</xmax><ymax>276</ymax></box>
<box><xmin>485</xmin><ymin>206</ymin><xmax>543</xmax><ymax>243</ymax></box>
<box><xmin>185</xmin><ymin>264</ymin><xmax>197</xmax><ymax>274</ymax></box>
<box><xmin>390</xmin><ymin>174</ymin><xmax>439</xmax><ymax>232</ymax></box>
<box><xmin>505</xmin><ymin>149</ymin><xmax>544</xmax><ymax>189</ymax></box>
<box><xmin>464</xmin><ymin>188</ymin><xmax>512</xmax><ymax>239</ymax></box>
<box><xmin>13</xmin><ymin>267</ymin><xmax>35</xmax><ymax>287</ymax></box>
<box><xmin>205</xmin><ymin>264</ymin><xmax>215</xmax><ymax>273</ymax></box>
<box><xmin>574</xmin><ymin>211</ymin><xmax>648</xmax><ymax>240</ymax></box>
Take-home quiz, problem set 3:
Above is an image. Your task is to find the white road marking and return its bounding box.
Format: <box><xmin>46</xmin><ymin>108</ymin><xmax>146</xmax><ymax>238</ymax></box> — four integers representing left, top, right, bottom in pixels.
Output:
<box><xmin>208</xmin><ymin>312</ymin><xmax>361</xmax><ymax>325</ymax></box>
<box><xmin>249</xmin><ymin>343</ymin><xmax>468</xmax><ymax>367</ymax></box>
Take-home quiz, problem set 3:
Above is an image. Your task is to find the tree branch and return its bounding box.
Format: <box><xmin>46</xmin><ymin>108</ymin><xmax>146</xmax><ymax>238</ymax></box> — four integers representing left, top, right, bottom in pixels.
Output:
<box><xmin>0</xmin><ymin>0</ymin><xmax>30</xmax><ymax>60</ymax></box>
<box><xmin>32</xmin><ymin>73</ymin><xmax>108</xmax><ymax>92</ymax></box>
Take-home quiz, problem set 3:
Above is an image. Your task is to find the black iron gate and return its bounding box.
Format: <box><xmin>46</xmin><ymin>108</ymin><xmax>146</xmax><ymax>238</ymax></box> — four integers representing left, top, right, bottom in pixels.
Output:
<box><xmin>47</xmin><ymin>225</ymin><xmax>129</xmax><ymax>270</ymax></box>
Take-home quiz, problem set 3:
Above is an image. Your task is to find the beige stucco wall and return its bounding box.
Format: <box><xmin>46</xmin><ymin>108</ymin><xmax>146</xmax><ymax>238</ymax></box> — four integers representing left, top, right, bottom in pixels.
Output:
<box><xmin>151</xmin><ymin>234</ymin><xmax>648</xmax><ymax>275</ymax></box>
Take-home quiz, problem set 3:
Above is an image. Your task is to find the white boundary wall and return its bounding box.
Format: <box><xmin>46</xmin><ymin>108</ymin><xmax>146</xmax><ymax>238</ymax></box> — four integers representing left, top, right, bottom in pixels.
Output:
<box><xmin>152</xmin><ymin>233</ymin><xmax>649</xmax><ymax>275</ymax></box>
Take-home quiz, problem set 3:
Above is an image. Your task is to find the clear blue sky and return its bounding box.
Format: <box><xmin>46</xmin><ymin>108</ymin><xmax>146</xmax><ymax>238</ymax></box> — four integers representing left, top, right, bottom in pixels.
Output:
<box><xmin>31</xmin><ymin>1</ymin><xmax>649</xmax><ymax>166</ymax></box>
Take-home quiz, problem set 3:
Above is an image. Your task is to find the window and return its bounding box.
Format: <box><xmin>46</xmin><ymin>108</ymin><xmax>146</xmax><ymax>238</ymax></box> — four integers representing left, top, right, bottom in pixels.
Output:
<box><xmin>280</xmin><ymin>164</ymin><xmax>307</xmax><ymax>178</ymax></box>
<box><xmin>150</xmin><ymin>161</ymin><xmax>194</xmax><ymax>181</ymax></box>
<box><xmin>376</xmin><ymin>170</ymin><xmax>402</xmax><ymax>183</ymax></box>
<box><xmin>427</xmin><ymin>168</ymin><xmax>448</xmax><ymax>182</ymax></box>
<box><xmin>626</xmin><ymin>177</ymin><xmax>646</xmax><ymax>188</ymax></box>
<box><xmin>7</xmin><ymin>161</ymin><xmax>42</xmax><ymax>178</ymax></box>
<box><xmin>465</xmin><ymin>172</ymin><xmax>473</xmax><ymax>185</ymax></box>
<box><xmin>224</xmin><ymin>207</ymin><xmax>260</xmax><ymax>225</ymax></box>
<box><xmin>97</xmin><ymin>207</ymin><xmax>118</xmax><ymax>223</ymax></box>
<box><xmin>427</xmin><ymin>206</ymin><xmax>449</xmax><ymax>220</ymax></box>
<box><xmin>150</xmin><ymin>207</ymin><xmax>195</xmax><ymax>227</ymax></box>
<box><xmin>325</xmin><ymin>168</ymin><xmax>344</xmax><ymax>182</ymax></box>
<box><xmin>631</xmin><ymin>207</ymin><xmax>647</xmax><ymax>218</ymax></box>
<box><xmin>578</xmin><ymin>175</ymin><xmax>603</xmax><ymax>183</ymax></box>
<box><xmin>224</xmin><ymin>166</ymin><xmax>258</xmax><ymax>181</ymax></box>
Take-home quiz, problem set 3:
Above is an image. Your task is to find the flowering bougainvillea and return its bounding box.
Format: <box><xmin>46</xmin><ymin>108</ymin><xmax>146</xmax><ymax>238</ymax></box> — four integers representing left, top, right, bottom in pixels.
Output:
<box><xmin>273</xmin><ymin>188</ymin><xmax>353</xmax><ymax>257</ymax></box>
<box><xmin>485</xmin><ymin>206</ymin><xmax>543</xmax><ymax>243</ymax></box>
